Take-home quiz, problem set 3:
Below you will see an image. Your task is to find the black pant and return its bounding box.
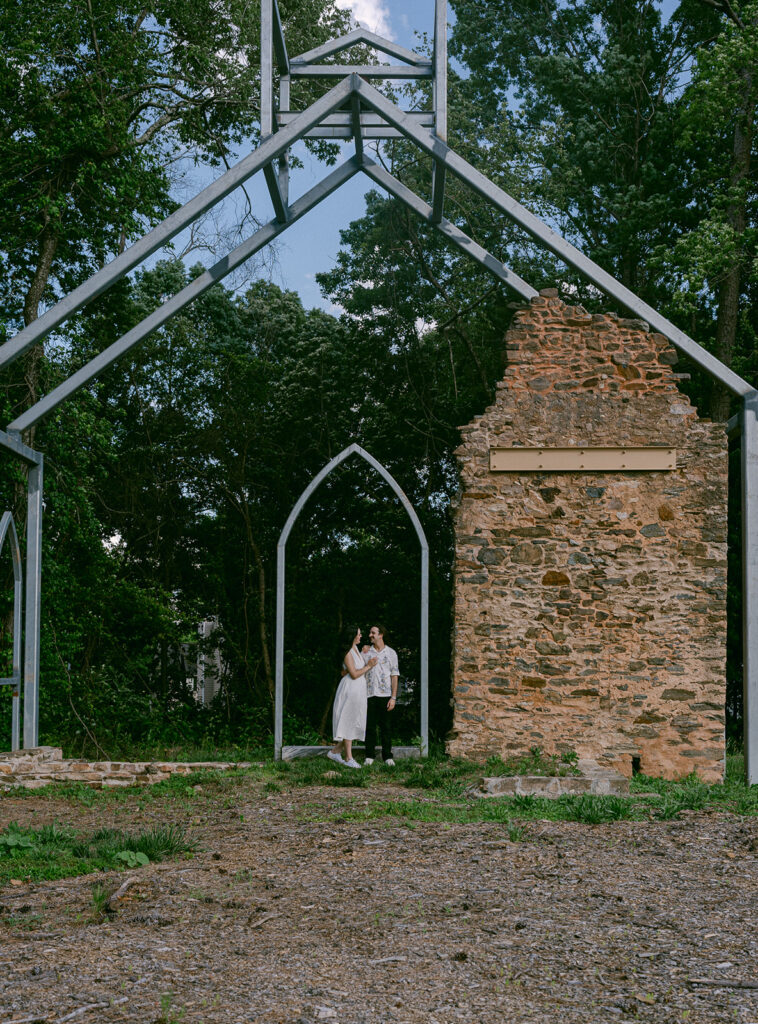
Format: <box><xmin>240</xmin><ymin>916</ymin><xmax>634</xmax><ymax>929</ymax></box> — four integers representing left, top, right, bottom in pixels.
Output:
<box><xmin>365</xmin><ymin>695</ymin><xmax>393</xmax><ymax>761</ymax></box>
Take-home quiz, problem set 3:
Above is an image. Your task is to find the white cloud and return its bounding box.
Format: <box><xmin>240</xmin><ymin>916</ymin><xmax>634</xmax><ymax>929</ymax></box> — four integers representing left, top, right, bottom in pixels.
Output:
<box><xmin>335</xmin><ymin>0</ymin><xmax>394</xmax><ymax>39</ymax></box>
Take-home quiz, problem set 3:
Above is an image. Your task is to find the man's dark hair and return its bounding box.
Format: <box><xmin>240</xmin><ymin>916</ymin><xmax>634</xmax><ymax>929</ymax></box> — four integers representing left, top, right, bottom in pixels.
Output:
<box><xmin>374</xmin><ymin>624</ymin><xmax>389</xmax><ymax>643</ymax></box>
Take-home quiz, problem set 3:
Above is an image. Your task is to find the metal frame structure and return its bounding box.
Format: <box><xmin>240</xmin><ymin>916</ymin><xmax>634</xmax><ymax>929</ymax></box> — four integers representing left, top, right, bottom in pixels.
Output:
<box><xmin>274</xmin><ymin>444</ymin><xmax>429</xmax><ymax>760</ymax></box>
<box><xmin>0</xmin><ymin>431</ymin><xmax>43</xmax><ymax>750</ymax></box>
<box><xmin>1</xmin><ymin>0</ymin><xmax>756</xmax><ymax>778</ymax></box>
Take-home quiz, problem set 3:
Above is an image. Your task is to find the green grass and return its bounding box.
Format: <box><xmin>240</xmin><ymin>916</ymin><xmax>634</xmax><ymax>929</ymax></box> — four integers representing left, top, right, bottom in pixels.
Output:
<box><xmin>0</xmin><ymin>821</ymin><xmax>197</xmax><ymax>886</ymax></box>
<box><xmin>629</xmin><ymin>754</ymin><xmax>758</xmax><ymax>818</ymax></box>
<box><xmin>484</xmin><ymin>747</ymin><xmax>581</xmax><ymax>778</ymax></box>
<box><xmin>4</xmin><ymin>751</ymin><xmax>757</xmax><ymax>838</ymax></box>
<box><xmin>335</xmin><ymin>791</ymin><xmax>649</xmax><ymax>826</ymax></box>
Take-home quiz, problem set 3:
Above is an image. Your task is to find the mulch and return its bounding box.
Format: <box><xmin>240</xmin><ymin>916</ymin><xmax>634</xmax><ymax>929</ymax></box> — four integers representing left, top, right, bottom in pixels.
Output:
<box><xmin>0</xmin><ymin>777</ymin><xmax>756</xmax><ymax>1024</ymax></box>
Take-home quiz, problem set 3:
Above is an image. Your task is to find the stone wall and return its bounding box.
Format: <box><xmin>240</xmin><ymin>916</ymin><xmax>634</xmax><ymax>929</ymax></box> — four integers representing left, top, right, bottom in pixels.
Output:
<box><xmin>449</xmin><ymin>291</ymin><xmax>728</xmax><ymax>781</ymax></box>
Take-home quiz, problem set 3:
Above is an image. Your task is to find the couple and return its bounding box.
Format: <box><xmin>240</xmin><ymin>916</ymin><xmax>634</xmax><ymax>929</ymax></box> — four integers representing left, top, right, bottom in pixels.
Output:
<box><xmin>327</xmin><ymin>624</ymin><xmax>399</xmax><ymax>769</ymax></box>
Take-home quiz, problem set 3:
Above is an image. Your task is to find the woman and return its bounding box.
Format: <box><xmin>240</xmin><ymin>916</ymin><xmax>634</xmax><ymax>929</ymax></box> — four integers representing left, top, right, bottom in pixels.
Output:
<box><xmin>327</xmin><ymin>627</ymin><xmax>377</xmax><ymax>768</ymax></box>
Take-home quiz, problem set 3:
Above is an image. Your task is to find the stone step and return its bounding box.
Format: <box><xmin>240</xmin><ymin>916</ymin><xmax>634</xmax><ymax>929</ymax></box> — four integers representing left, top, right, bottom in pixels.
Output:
<box><xmin>281</xmin><ymin>745</ymin><xmax>421</xmax><ymax>762</ymax></box>
<box><xmin>475</xmin><ymin>762</ymin><xmax>630</xmax><ymax>799</ymax></box>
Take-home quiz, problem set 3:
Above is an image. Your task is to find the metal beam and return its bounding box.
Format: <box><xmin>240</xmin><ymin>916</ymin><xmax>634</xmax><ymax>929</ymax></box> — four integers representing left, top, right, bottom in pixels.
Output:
<box><xmin>278</xmin><ymin>75</ymin><xmax>291</xmax><ymax>205</ymax></box>
<box><xmin>264</xmin><ymin>163</ymin><xmax>289</xmax><ymax>222</ymax></box>
<box><xmin>351</xmin><ymin>94</ymin><xmax>363</xmax><ymax>163</ymax></box>
<box><xmin>361</xmin><ymin>159</ymin><xmax>537</xmax><ymax>301</ymax></box>
<box><xmin>292</xmin><ymin>28</ymin><xmax>431</xmax><ymax>67</ymax></box>
<box><xmin>261</xmin><ymin>0</ymin><xmax>273</xmax><ymax>138</ymax></box>
<box><xmin>291</xmin><ymin>64</ymin><xmax>433</xmax><ymax>79</ymax></box>
<box><xmin>0</xmin><ymin>429</ymin><xmax>42</xmax><ymax>465</ymax></box>
<box><xmin>284</xmin><ymin>126</ymin><xmax>406</xmax><ymax>140</ymax></box>
<box><xmin>278</xmin><ymin>112</ymin><xmax>434</xmax><ymax>128</ymax></box>
<box><xmin>743</xmin><ymin>392</ymin><xmax>758</xmax><ymax>783</ymax></box>
<box><xmin>0</xmin><ymin>76</ymin><xmax>356</xmax><ymax>370</ymax></box>
<box><xmin>431</xmin><ymin>0</ymin><xmax>448</xmax><ymax>224</ymax></box>
<box><xmin>355</xmin><ymin>78</ymin><xmax>754</xmax><ymax>398</ymax></box>
<box><xmin>272</xmin><ymin>0</ymin><xmax>290</xmax><ymax>74</ymax></box>
<box><xmin>9</xmin><ymin>160</ymin><xmax>361</xmax><ymax>433</ymax></box>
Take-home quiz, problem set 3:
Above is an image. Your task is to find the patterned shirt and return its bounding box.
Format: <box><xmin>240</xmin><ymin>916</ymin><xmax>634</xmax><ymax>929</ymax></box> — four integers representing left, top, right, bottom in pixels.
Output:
<box><xmin>365</xmin><ymin>644</ymin><xmax>399</xmax><ymax>699</ymax></box>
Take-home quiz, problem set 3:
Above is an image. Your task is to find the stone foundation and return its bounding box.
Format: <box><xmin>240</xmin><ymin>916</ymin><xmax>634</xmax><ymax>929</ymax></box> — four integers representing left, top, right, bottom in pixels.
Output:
<box><xmin>449</xmin><ymin>291</ymin><xmax>728</xmax><ymax>782</ymax></box>
<box><xmin>0</xmin><ymin>746</ymin><xmax>254</xmax><ymax>789</ymax></box>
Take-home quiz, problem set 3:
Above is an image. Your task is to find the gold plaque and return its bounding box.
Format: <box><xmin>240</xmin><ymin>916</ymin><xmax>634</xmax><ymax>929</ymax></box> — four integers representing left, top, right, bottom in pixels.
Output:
<box><xmin>489</xmin><ymin>447</ymin><xmax>676</xmax><ymax>472</ymax></box>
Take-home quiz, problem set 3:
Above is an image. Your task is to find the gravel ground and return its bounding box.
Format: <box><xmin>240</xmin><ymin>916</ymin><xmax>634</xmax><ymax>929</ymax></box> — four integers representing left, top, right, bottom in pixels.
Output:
<box><xmin>0</xmin><ymin>778</ymin><xmax>757</xmax><ymax>1024</ymax></box>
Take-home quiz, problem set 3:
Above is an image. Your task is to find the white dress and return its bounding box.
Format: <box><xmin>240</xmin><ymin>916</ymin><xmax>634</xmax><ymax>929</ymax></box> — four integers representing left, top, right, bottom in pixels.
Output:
<box><xmin>332</xmin><ymin>648</ymin><xmax>367</xmax><ymax>742</ymax></box>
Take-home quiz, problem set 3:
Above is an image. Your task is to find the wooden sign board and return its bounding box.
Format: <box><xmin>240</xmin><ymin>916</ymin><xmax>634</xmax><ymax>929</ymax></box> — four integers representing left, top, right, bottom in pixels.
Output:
<box><xmin>489</xmin><ymin>447</ymin><xmax>676</xmax><ymax>472</ymax></box>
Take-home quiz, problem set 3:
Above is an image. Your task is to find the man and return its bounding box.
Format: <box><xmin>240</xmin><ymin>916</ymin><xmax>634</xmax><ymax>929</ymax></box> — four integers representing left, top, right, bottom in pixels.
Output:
<box><xmin>363</xmin><ymin>624</ymin><xmax>399</xmax><ymax>766</ymax></box>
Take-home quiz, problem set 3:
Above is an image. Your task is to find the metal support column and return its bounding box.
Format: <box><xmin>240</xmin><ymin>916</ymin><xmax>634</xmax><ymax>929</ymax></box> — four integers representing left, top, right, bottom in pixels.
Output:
<box><xmin>274</xmin><ymin>539</ymin><xmax>285</xmax><ymax>761</ymax></box>
<box><xmin>743</xmin><ymin>391</ymin><xmax>758</xmax><ymax>783</ymax></box>
<box><xmin>420</xmin><ymin>545</ymin><xmax>429</xmax><ymax>756</ymax></box>
<box><xmin>261</xmin><ymin>0</ymin><xmax>273</xmax><ymax>138</ymax></box>
<box><xmin>23</xmin><ymin>458</ymin><xmax>43</xmax><ymax>749</ymax></box>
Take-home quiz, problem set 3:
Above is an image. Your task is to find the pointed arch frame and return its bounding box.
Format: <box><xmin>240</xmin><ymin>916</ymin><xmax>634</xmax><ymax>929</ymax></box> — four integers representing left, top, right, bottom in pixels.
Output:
<box><xmin>0</xmin><ymin>512</ymin><xmax>23</xmax><ymax>750</ymax></box>
<box><xmin>274</xmin><ymin>445</ymin><xmax>429</xmax><ymax>760</ymax></box>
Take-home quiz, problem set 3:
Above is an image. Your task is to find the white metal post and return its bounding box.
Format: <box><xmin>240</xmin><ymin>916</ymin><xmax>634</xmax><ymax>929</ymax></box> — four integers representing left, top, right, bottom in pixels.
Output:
<box><xmin>742</xmin><ymin>392</ymin><xmax>758</xmax><ymax>783</ymax></box>
<box><xmin>23</xmin><ymin>458</ymin><xmax>43</xmax><ymax>749</ymax></box>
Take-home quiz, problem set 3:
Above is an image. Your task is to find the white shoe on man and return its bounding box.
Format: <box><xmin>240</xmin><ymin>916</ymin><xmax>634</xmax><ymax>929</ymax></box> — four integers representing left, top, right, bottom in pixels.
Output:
<box><xmin>384</xmin><ymin>758</ymin><xmax>395</xmax><ymax>767</ymax></box>
<box><xmin>363</xmin><ymin>758</ymin><xmax>374</xmax><ymax>766</ymax></box>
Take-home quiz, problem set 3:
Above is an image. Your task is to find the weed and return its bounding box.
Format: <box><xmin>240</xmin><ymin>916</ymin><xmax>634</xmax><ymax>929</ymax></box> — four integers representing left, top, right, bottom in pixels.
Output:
<box><xmin>556</xmin><ymin>794</ymin><xmax>641</xmax><ymax>824</ymax></box>
<box><xmin>484</xmin><ymin>747</ymin><xmax>581</xmax><ymax>778</ymax></box>
<box><xmin>91</xmin><ymin>882</ymin><xmax>110</xmax><ymax>920</ymax></box>
<box><xmin>0</xmin><ymin>821</ymin><xmax>197</xmax><ymax>886</ymax></box>
<box><xmin>155</xmin><ymin>992</ymin><xmax>185</xmax><ymax>1024</ymax></box>
<box><xmin>507</xmin><ymin>824</ymin><xmax>528</xmax><ymax>842</ymax></box>
<box><xmin>115</xmin><ymin>850</ymin><xmax>150</xmax><ymax>868</ymax></box>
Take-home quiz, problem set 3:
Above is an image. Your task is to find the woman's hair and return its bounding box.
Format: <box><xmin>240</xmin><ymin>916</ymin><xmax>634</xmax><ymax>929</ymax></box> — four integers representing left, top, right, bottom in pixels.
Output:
<box><xmin>342</xmin><ymin>625</ymin><xmax>361</xmax><ymax>648</ymax></box>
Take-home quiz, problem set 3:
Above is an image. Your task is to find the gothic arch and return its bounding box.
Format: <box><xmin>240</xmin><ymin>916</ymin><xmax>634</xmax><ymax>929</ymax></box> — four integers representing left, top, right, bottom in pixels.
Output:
<box><xmin>274</xmin><ymin>444</ymin><xmax>429</xmax><ymax>759</ymax></box>
<box><xmin>0</xmin><ymin>512</ymin><xmax>23</xmax><ymax>750</ymax></box>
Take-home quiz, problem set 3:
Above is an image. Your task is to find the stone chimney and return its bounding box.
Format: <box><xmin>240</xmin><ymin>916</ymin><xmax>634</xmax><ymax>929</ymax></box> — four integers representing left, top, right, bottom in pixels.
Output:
<box><xmin>449</xmin><ymin>290</ymin><xmax>728</xmax><ymax>781</ymax></box>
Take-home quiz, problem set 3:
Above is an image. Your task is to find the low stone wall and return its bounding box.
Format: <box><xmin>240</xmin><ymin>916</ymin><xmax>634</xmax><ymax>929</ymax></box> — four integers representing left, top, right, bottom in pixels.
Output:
<box><xmin>449</xmin><ymin>291</ymin><xmax>728</xmax><ymax>782</ymax></box>
<box><xmin>0</xmin><ymin>747</ymin><xmax>253</xmax><ymax>790</ymax></box>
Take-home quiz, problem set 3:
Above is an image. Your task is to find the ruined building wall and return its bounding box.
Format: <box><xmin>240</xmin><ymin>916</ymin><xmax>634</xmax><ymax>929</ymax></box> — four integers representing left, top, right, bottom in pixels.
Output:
<box><xmin>449</xmin><ymin>291</ymin><xmax>728</xmax><ymax>781</ymax></box>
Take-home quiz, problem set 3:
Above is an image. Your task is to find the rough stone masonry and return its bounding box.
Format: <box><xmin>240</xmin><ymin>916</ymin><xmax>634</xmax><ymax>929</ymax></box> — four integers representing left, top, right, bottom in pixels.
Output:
<box><xmin>448</xmin><ymin>290</ymin><xmax>728</xmax><ymax>781</ymax></box>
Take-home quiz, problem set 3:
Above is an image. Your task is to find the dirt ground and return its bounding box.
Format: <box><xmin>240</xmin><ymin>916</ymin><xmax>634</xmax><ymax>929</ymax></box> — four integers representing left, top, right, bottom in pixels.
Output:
<box><xmin>0</xmin><ymin>776</ymin><xmax>757</xmax><ymax>1024</ymax></box>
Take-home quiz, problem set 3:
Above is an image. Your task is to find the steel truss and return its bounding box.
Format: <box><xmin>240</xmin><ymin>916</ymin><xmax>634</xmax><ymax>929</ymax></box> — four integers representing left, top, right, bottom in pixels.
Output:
<box><xmin>1</xmin><ymin>0</ymin><xmax>756</xmax><ymax>778</ymax></box>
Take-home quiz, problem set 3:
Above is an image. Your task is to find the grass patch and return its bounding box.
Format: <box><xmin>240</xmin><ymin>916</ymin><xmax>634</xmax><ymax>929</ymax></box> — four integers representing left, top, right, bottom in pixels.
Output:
<box><xmin>484</xmin><ymin>746</ymin><xmax>581</xmax><ymax>778</ymax></box>
<box><xmin>336</xmin><ymin>791</ymin><xmax>648</xmax><ymax>826</ymax></box>
<box><xmin>0</xmin><ymin>821</ymin><xmax>197</xmax><ymax>887</ymax></box>
<box><xmin>630</xmin><ymin>753</ymin><xmax>758</xmax><ymax>817</ymax></box>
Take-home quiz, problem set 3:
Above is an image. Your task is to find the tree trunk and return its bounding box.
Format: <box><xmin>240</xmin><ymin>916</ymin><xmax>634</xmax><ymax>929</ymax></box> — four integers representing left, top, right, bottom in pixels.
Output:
<box><xmin>21</xmin><ymin>222</ymin><xmax>59</xmax><ymax>446</ymax></box>
<box><xmin>709</xmin><ymin>54</ymin><xmax>754</xmax><ymax>421</ymax></box>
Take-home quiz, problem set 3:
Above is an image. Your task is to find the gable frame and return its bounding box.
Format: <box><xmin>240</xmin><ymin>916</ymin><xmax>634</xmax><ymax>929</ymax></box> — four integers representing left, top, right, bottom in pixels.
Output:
<box><xmin>1</xmin><ymin>0</ymin><xmax>755</xmax><ymax>781</ymax></box>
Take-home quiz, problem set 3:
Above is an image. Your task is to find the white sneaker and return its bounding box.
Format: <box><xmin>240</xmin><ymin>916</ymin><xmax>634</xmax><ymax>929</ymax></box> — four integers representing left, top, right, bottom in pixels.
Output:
<box><xmin>327</xmin><ymin>750</ymin><xmax>345</xmax><ymax>765</ymax></box>
<box><xmin>364</xmin><ymin>758</ymin><xmax>374</xmax><ymax>766</ymax></box>
<box><xmin>384</xmin><ymin>758</ymin><xmax>396</xmax><ymax>767</ymax></box>
<box><xmin>345</xmin><ymin>758</ymin><xmax>360</xmax><ymax>769</ymax></box>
